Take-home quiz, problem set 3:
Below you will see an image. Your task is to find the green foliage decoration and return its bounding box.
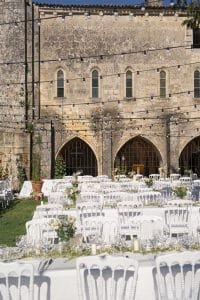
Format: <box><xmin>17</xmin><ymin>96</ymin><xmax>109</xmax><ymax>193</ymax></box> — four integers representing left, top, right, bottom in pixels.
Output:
<box><xmin>182</xmin><ymin>2</ymin><xmax>200</xmax><ymax>29</ymax></box>
<box><xmin>17</xmin><ymin>163</ymin><xmax>27</xmax><ymax>190</ymax></box>
<box><xmin>173</xmin><ymin>185</ymin><xmax>187</xmax><ymax>199</ymax></box>
<box><xmin>145</xmin><ymin>178</ymin><xmax>153</xmax><ymax>188</ymax></box>
<box><xmin>32</xmin><ymin>153</ymin><xmax>41</xmax><ymax>181</ymax></box>
<box><xmin>0</xmin><ymin>165</ymin><xmax>9</xmax><ymax>180</ymax></box>
<box><xmin>54</xmin><ymin>156</ymin><xmax>66</xmax><ymax>179</ymax></box>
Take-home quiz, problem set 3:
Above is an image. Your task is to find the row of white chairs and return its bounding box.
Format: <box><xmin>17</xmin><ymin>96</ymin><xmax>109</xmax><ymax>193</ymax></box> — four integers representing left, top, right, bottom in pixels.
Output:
<box><xmin>77</xmin><ymin>251</ymin><xmax>200</xmax><ymax>300</ymax></box>
<box><xmin>1</xmin><ymin>251</ymin><xmax>200</xmax><ymax>300</ymax></box>
<box><xmin>76</xmin><ymin>202</ymin><xmax>195</xmax><ymax>244</ymax></box>
<box><xmin>79</xmin><ymin>190</ymin><xmax>178</xmax><ymax>206</ymax></box>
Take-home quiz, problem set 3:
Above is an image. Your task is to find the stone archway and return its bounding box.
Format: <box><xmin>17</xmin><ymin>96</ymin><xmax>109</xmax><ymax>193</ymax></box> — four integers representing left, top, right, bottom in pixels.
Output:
<box><xmin>114</xmin><ymin>136</ymin><xmax>161</xmax><ymax>176</ymax></box>
<box><xmin>179</xmin><ymin>136</ymin><xmax>200</xmax><ymax>177</ymax></box>
<box><xmin>59</xmin><ymin>137</ymin><xmax>98</xmax><ymax>176</ymax></box>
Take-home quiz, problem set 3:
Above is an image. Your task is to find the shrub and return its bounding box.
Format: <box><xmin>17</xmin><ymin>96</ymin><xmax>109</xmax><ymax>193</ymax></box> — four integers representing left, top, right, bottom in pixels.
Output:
<box><xmin>173</xmin><ymin>185</ymin><xmax>187</xmax><ymax>199</ymax></box>
<box><xmin>54</xmin><ymin>156</ymin><xmax>66</xmax><ymax>179</ymax></box>
<box><xmin>17</xmin><ymin>164</ymin><xmax>27</xmax><ymax>190</ymax></box>
<box><xmin>145</xmin><ymin>178</ymin><xmax>153</xmax><ymax>188</ymax></box>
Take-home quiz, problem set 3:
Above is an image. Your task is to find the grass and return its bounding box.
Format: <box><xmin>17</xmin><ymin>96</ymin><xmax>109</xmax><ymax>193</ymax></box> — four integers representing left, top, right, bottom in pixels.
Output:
<box><xmin>0</xmin><ymin>198</ymin><xmax>39</xmax><ymax>247</ymax></box>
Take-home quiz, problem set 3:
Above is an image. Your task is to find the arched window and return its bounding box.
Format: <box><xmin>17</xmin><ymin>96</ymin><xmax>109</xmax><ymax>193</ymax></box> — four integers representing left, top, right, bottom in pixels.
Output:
<box><xmin>126</xmin><ymin>70</ymin><xmax>132</xmax><ymax>98</ymax></box>
<box><xmin>92</xmin><ymin>70</ymin><xmax>99</xmax><ymax>98</ymax></box>
<box><xmin>194</xmin><ymin>70</ymin><xmax>200</xmax><ymax>98</ymax></box>
<box><xmin>57</xmin><ymin>70</ymin><xmax>64</xmax><ymax>97</ymax></box>
<box><xmin>160</xmin><ymin>70</ymin><xmax>166</xmax><ymax>98</ymax></box>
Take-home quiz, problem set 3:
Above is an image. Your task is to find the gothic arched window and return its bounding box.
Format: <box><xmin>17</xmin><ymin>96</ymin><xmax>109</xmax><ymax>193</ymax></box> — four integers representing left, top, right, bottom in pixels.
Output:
<box><xmin>160</xmin><ymin>70</ymin><xmax>166</xmax><ymax>98</ymax></box>
<box><xmin>92</xmin><ymin>70</ymin><xmax>99</xmax><ymax>98</ymax></box>
<box><xmin>126</xmin><ymin>70</ymin><xmax>132</xmax><ymax>98</ymax></box>
<box><xmin>194</xmin><ymin>70</ymin><xmax>200</xmax><ymax>98</ymax></box>
<box><xmin>57</xmin><ymin>70</ymin><xmax>64</xmax><ymax>98</ymax></box>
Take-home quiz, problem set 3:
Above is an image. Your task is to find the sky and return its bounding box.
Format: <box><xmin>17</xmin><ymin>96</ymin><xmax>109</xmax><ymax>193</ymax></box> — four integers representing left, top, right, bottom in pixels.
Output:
<box><xmin>34</xmin><ymin>0</ymin><xmax>171</xmax><ymax>6</ymax></box>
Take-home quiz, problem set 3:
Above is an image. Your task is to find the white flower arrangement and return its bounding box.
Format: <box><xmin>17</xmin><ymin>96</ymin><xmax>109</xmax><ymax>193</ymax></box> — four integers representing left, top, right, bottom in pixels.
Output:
<box><xmin>48</xmin><ymin>218</ymin><xmax>62</xmax><ymax>230</ymax></box>
<box><xmin>68</xmin><ymin>216</ymin><xmax>76</xmax><ymax>224</ymax></box>
<box><xmin>66</xmin><ymin>171</ymin><xmax>81</xmax><ymax>205</ymax></box>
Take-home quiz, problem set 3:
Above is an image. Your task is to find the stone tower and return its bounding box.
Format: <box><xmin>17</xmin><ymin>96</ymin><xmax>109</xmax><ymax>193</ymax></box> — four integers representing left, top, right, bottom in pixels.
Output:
<box><xmin>0</xmin><ymin>0</ymin><xmax>33</xmax><ymax>189</ymax></box>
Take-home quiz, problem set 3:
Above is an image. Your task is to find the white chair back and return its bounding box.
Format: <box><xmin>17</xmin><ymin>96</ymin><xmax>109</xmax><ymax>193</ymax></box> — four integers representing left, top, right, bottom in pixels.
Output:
<box><xmin>76</xmin><ymin>202</ymin><xmax>104</xmax><ymax>243</ymax></box>
<box><xmin>26</xmin><ymin>218</ymin><xmax>58</xmax><ymax>247</ymax></box>
<box><xmin>79</xmin><ymin>192</ymin><xmax>102</xmax><ymax>203</ymax></box>
<box><xmin>149</xmin><ymin>174</ymin><xmax>160</xmax><ymax>181</ymax></box>
<box><xmin>0</xmin><ymin>262</ymin><xmax>34</xmax><ymax>300</ymax></box>
<box><xmin>164</xmin><ymin>207</ymin><xmax>190</xmax><ymax>237</ymax></box>
<box><xmin>180</xmin><ymin>177</ymin><xmax>192</xmax><ymax>186</ymax></box>
<box><xmin>52</xmin><ymin>181</ymin><xmax>72</xmax><ymax>192</ymax></box>
<box><xmin>117</xmin><ymin>203</ymin><xmax>142</xmax><ymax>241</ymax></box>
<box><xmin>156</xmin><ymin>251</ymin><xmax>200</xmax><ymax>300</ymax></box>
<box><xmin>170</xmin><ymin>173</ymin><xmax>181</xmax><ymax>181</ymax></box>
<box><xmin>165</xmin><ymin>207</ymin><xmax>189</xmax><ymax>226</ymax></box>
<box><xmin>103</xmin><ymin>192</ymin><xmax>130</xmax><ymax>206</ymax></box>
<box><xmin>137</xmin><ymin>191</ymin><xmax>162</xmax><ymax>206</ymax></box>
<box><xmin>133</xmin><ymin>215</ymin><xmax>164</xmax><ymax>240</ymax></box>
<box><xmin>76</xmin><ymin>255</ymin><xmax>138</xmax><ymax>300</ymax></box>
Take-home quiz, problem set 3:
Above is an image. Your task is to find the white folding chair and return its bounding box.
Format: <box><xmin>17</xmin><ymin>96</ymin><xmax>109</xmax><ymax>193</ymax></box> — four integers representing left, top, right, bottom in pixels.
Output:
<box><xmin>164</xmin><ymin>207</ymin><xmax>190</xmax><ymax>238</ymax></box>
<box><xmin>0</xmin><ymin>262</ymin><xmax>34</xmax><ymax>300</ymax></box>
<box><xmin>117</xmin><ymin>202</ymin><xmax>142</xmax><ymax>241</ymax></box>
<box><xmin>26</xmin><ymin>218</ymin><xmax>58</xmax><ymax>247</ymax></box>
<box><xmin>76</xmin><ymin>202</ymin><xmax>104</xmax><ymax>243</ymax></box>
<box><xmin>79</xmin><ymin>192</ymin><xmax>102</xmax><ymax>203</ymax></box>
<box><xmin>156</xmin><ymin>251</ymin><xmax>200</xmax><ymax>300</ymax></box>
<box><xmin>76</xmin><ymin>255</ymin><xmax>138</xmax><ymax>300</ymax></box>
<box><xmin>170</xmin><ymin>174</ymin><xmax>181</xmax><ymax>181</ymax></box>
<box><xmin>133</xmin><ymin>215</ymin><xmax>164</xmax><ymax>241</ymax></box>
<box><xmin>149</xmin><ymin>174</ymin><xmax>160</xmax><ymax>181</ymax></box>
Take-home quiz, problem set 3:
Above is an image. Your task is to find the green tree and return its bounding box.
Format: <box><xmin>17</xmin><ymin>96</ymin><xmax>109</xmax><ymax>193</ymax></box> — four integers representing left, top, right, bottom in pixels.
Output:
<box><xmin>54</xmin><ymin>156</ymin><xmax>66</xmax><ymax>179</ymax></box>
<box><xmin>180</xmin><ymin>0</ymin><xmax>200</xmax><ymax>28</ymax></box>
<box><xmin>183</xmin><ymin>3</ymin><xmax>200</xmax><ymax>28</ymax></box>
<box><xmin>17</xmin><ymin>164</ymin><xmax>27</xmax><ymax>190</ymax></box>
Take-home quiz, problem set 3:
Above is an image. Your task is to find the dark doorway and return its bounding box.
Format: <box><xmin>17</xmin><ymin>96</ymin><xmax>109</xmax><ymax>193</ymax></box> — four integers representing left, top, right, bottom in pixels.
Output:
<box><xmin>179</xmin><ymin>136</ymin><xmax>200</xmax><ymax>177</ymax></box>
<box><xmin>59</xmin><ymin>137</ymin><xmax>98</xmax><ymax>176</ymax></box>
<box><xmin>114</xmin><ymin>136</ymin><xmax>161</xmax><ymax>176</ymax></box>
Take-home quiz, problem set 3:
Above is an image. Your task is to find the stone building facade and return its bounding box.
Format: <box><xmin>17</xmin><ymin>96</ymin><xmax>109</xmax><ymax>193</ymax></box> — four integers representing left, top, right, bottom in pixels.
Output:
<box><xmin>1</xmin><ymin>0</ymin><xmax>200</xmax><ymax>187</ymax></box>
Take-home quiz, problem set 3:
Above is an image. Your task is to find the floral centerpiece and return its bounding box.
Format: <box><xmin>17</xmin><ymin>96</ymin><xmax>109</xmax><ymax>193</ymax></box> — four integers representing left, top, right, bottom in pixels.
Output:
<box><xmin>144</xmin><ymin>178</ymin><xmax>153</xmax><ymax>188</ymax></box>
<box><xmin>112</xmin><ymin>168</ymin><xmax>120</xmax><ymax>181</ymax></box>
<box><xmin>49</xmin><ymin>216</ymin><xmax>76</xmax><ymax>243</ymax></box>
<box><xmin>66</xmin><ymin>171</ymin><xmax>81</xmax><ymax>205</ymax></box>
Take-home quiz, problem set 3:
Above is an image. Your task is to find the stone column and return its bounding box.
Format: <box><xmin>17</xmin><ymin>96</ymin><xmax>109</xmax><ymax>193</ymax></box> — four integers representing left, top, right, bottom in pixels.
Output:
<box><xmin>102</xmin><ymin>117</ymin><xmax>112</xmax><ymax>178</ymax></box>
<box><xmin>165</xmin><ymin>115</ymin><xmax>171</xmax><ymax>177</ymax></box>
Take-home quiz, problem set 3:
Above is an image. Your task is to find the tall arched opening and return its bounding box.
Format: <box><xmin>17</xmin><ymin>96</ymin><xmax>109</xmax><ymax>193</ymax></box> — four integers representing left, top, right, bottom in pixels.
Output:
<box><xmin>58</xmin><ymin>137</ymin><xmax>98</xmax><ymax>176</ymax></box>
<box><xmin>114</xmin><ymin>136</ymin><xmax>161</xmax><ymax>176</ymax></box>
<box><xmin>179</xmin><ymin>136</ymin><xmax>200</xmax><ymax>177</ymax></box>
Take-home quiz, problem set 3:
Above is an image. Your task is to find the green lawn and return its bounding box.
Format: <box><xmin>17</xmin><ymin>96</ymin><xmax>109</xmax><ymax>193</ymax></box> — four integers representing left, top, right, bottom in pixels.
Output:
<box><xmin>0</xmin><ymin>198</ymin><xmax>38</xmax><ymax>247</ymax></box>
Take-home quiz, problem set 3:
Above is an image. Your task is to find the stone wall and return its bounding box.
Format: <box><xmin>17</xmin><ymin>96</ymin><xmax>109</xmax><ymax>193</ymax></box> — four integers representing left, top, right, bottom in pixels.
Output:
<box><xmin>38</xmin><ymin>6</ymin><xmax>200</xmax><ymax>176</ymax></box>
<box><xmin>0</xmin><ymin>0</ymin><xmax>30</xmax><ymax>188</ymax></box>
<box><xmin>1</xmin><ymin>3</ymin><xmax>200</xmax><ymax>183</ymax></box>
